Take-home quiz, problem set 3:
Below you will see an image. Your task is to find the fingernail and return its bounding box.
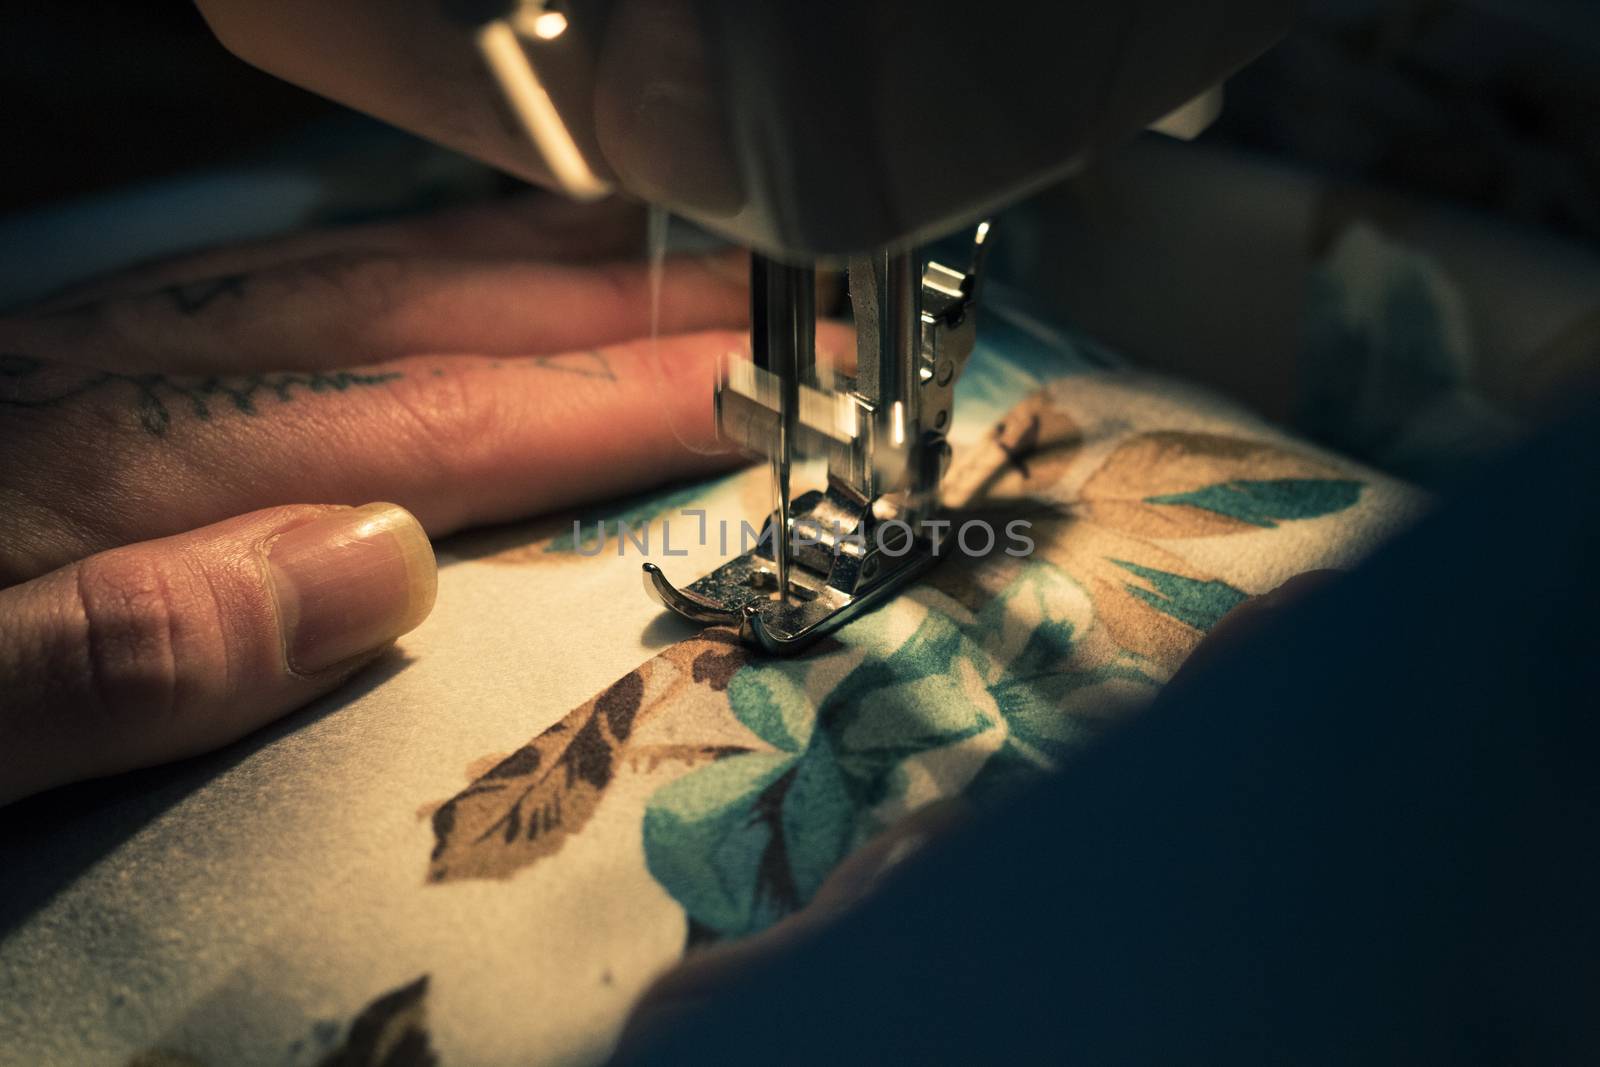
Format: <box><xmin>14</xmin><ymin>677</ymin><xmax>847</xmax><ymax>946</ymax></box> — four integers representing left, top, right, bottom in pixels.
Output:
<box><xmin>266</xmin><ymin>503</ymin><xmax>437</xmax><ymax>674</ymax></box>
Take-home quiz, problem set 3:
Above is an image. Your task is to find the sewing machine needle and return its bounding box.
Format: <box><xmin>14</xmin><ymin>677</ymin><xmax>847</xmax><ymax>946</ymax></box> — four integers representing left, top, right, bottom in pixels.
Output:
<box><xmin>750</xmin><ymin>255</ymin><xmax>815</xmax><ymax>603</ymax></box>
<box><xmin>772</xmin><ymin>450</ymin><xmax>790</xmax><ymax>601</ymax></box>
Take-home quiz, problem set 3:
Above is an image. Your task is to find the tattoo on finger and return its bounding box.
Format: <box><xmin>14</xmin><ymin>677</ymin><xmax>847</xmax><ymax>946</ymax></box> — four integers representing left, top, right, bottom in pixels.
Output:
<box><xmin>523</xmin><ymin>350</ymin><xmax>616</xmax><ymax>380</ymax></box>
<box><xmin>0</xmin><ymin>353</ymin><xmax>400</xmax><ymax>437</ymax></box>
<box><xmin>1</xmin><ymin>341</ymin><xmax>622</xmax><ymax>438</ymax></box>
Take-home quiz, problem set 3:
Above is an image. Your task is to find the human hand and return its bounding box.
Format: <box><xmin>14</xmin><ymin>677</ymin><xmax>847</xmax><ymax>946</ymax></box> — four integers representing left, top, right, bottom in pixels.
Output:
<box><xmin>0</xmin><ymin>193</ymin><xmax>758</xmax><ymax>805</ymax></box>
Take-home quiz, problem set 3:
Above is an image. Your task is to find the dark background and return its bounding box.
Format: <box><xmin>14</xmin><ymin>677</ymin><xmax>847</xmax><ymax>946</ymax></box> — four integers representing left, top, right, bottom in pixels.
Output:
<box><xmin>0</xmin><ymin>5</ymin><xmax>335</xmax><ymax>213</ymax></box>
<box><xmin>2</xmin><ymin>0</ymin><xmax>1598</xmax><ymax>240</ymax></box>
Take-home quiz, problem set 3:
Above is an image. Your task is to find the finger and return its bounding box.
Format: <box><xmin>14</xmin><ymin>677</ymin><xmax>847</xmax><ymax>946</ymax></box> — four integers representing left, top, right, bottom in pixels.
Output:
<box><xmin>24</xmin><ymin>192</ymin><xmax>648</xmax><ymax>314</ymax></box>
<box><xmin>0</xmin><ymin>321</ymin><xmax>857</xmax><ymax>582</ymax></box>
<box><xmin>1</xmin><ymin>248</ymin><xmax>750</xmax><ymax>375</ymax></box>
<box><xmin>0</xmin><ymin>502</ymin><xmax>435</xmax><ymax>805</ymax></box>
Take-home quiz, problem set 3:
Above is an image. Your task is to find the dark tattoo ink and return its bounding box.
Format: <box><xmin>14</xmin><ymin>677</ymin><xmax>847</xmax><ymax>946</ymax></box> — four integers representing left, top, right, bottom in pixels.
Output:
<box><xmin>523</xmin><ymin>350</ymin><xmax>615</xmax><ymax>380</ymax></box>
<box><xmin>0</xmin><ymin>353</ymin><xmax>400</xmax><ymax>437</ymax></box>
<box><xmin>165</xmin><ymin>274</ymin><xmax>248</xmax><ymax>315</ymax></box>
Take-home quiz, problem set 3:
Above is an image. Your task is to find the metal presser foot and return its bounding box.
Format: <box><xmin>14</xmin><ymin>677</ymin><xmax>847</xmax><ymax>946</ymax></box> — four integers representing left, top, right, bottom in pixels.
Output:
<box><xmin>644</xmin><ymin>223</ymin><xmax>990</xmax><ymax>654</ymax></box>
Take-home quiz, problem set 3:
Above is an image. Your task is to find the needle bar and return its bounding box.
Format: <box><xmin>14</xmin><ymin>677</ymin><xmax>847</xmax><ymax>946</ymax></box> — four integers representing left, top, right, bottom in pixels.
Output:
<box><xmin>749</xmin><ymin>255</ymin><xmax>815</xmax><ymax>601</ymax></box>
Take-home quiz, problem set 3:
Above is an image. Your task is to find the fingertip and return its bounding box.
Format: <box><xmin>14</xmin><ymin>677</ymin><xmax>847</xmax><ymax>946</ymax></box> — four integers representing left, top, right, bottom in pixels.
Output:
<box><xmin>371</xmin><ymin>502</ymin><xmax>439</xmax><ymax>637</ymax></box>
<box><xmin>265</xmin><ymin>502</ymin><xmax>437</xmax><ymax>676</ymax></box>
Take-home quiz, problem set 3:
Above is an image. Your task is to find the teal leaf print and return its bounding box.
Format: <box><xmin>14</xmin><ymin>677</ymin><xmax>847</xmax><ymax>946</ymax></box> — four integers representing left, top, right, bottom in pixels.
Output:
<box><xmin>780</xmin><ymin>739</ymin><xmax>857</xmax><ymax>902</ymax></box>
<box><xmin>1110</xmin><ymin>560</ymin><xmax>1248</xmax><ymax>632</ymax></box>
<box><xmin>646</xmin><ymin>612</ymin><xmax>1003</xmax><ymax>940</ymax></box>
<box><xmin>823</xmin><ymin>614</ymin><xmax>994</xmax><ymax>809</ymax></box>
<box><xmin>1080</xmin><ymin>430</ymin><xmax>1365</xmax><ymax>539</ymax></box>
<box><xmin>642</xmin><ymin>752</ymin><xmax>799</xmax><ymax>936</ymax></box>
<box><xmin>644</xmin><ymin>562</ymin><xmax>1157</xmax><ymax>942</ymax></box>
<box><xmin>728</xmin><ymin>670</ymin><xmax>810</xmax><ymax>753</ymax></box>
<box><xmin>988</xmin><ymin>669</ymin><xmax>1098</xmax><ymax>759</ymax></box>
<box><xmin>1144</xmin><ymin>478</ymin><xmax>1362</xmax><ymax>528</ymax></box>
<box><xmin>627</xmin><ymin>393</ymin><xmax>1382</xmax><ymax>946</ymax></box>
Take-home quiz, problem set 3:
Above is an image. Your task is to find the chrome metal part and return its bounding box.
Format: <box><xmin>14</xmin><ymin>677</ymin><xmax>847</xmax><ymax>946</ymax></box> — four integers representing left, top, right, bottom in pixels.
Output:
<box><xmin>642</xmin><ymin>486</ymin><xmax>938</xmax><ymax>653</ymax></box>
<box><xmin>645</xmin><ymin>222</ymin><xmax>990</xmax><ymax>654</ymax></box>
<box><xmin>747</xmin><ymin>256</ymin><xmax>815</xmax><ymax>603</ymax></box>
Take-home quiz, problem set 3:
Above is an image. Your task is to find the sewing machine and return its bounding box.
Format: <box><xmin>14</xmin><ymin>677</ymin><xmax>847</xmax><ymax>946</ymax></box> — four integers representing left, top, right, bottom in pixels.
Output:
<box><xmin>195</xmin><ymin>0</ymin><xmax>1294</xmax><ymax>652</ymax></box>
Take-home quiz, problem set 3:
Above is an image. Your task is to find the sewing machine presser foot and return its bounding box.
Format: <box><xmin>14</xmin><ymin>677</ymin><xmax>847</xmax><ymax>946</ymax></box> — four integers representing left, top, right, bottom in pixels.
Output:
<box><xmin>642</xmin><ymin>485</ymin><xmax>941</xmax><ymax>654</ymax></box>
<box><xmin>644</xmin><ymin>222</ymin><xmax>990</xmax><ymax>655</ymax></box>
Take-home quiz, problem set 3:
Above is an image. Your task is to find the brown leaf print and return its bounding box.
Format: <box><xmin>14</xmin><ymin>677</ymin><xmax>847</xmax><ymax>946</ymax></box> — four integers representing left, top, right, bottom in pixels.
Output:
<box><xmin>1078</xmin><ymin>527</ymin><xmax>1229</xmax><ymax>665</ymax></box>
<box><xmin>428</xmin><ymin>633</ymin><xmax>757</xmax><ymax>883</ymax></box>
<box><xmin>318</xmin><ymin>975</ymin><xmax>436</xmax><ymax>1067</ymax></box>
<box><xmin>1081</xmin><ymin>431</ymin><xmax>1345</xmax><ymax>538</ymax></box>
<box><xmin>428</xmin><ymin>670</ymin><xmax>645</xmax><ymax>882</ymax></box>
<box><xmin>944</xmin><ymin>393</ymin><xmax>1082</xmax><ymax>508</ymax></box>
<box><xmin>986</xmin><ymin>510</ymin><xmax>1210</xmax><ymax>666</ymax></box>
<box><xmin>691</xmin><ymin>629</ymin><xmax>753</xmax><ymax>691</ymax></box>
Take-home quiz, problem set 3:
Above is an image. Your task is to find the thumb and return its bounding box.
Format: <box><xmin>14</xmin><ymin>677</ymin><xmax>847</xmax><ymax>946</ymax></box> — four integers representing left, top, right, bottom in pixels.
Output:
<box><xmin>0</xmin><ymin>503</ymin><xmax>436</xmax><ymax>805</ymax></box>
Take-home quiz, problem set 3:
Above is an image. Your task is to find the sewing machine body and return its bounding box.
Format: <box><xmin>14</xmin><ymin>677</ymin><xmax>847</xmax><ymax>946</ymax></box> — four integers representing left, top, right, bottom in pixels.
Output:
<box><xmin>196</xmin><ymin>0</ymin><xmax>1296</xmax><ymax>651</ymax></box>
